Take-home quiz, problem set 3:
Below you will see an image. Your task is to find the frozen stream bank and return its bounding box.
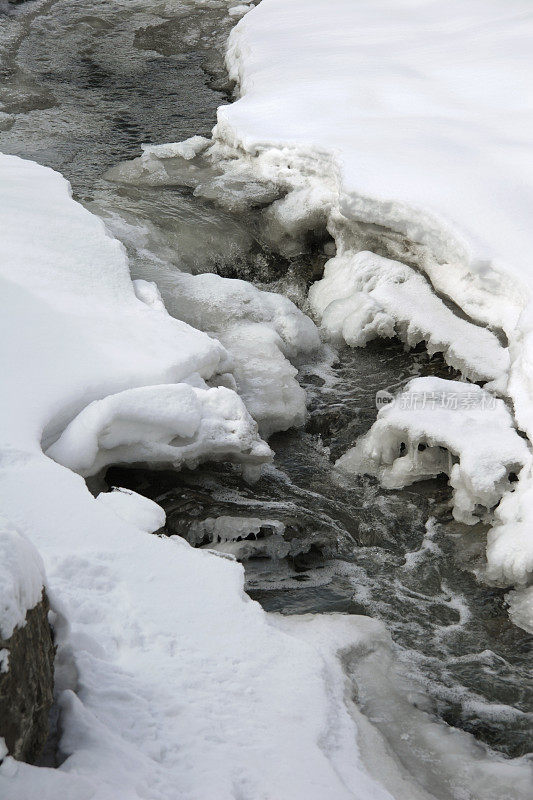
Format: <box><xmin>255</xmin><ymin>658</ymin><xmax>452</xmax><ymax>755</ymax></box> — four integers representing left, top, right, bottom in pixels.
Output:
<box><xmin>0</xmin><ymin>0</ymin><xmax>531</xmax><ymax>796</ymax></box>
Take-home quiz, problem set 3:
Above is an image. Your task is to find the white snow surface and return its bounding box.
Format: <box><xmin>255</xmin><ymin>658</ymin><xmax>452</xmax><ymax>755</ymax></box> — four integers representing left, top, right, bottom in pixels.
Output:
<box><xmin>0</xmin><ymin>152</ymin><xmax>404</xmax><ymax>798</ymax></box>
<box><xmin>95</xmin><ymin>489</ymin><xmax>166</xmax><ymax>534</ymax></box>
<box><xmin>308</xmin><ymin>250</ymin><xmax>508</xmax><ymax>382</ymax></box>
<box><xmin>222</xmin><ymin>0</ymin><xmax>533</xmax><ymax>300</ymax></box>
<box><xmin>0</xmin><ymin>516</ymin><xmax>46</xmax><ymax>640</ymax></box>
<box><xmin>336</xmin><ymin>378</ymin><xmax>531</xmax><ymax>526</ymax></box>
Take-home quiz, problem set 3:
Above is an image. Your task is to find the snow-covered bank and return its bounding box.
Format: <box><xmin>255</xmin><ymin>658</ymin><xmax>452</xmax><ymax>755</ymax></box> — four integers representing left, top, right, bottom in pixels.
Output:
<box><xmin>0</xmin><ymin>152</ymin><xmax>429</xmax><ymax>799</ymax></box>
<box><xmin>111</xmin><ymin>0</ymin><xmax>533</xmax><ymax>619</ymax></box>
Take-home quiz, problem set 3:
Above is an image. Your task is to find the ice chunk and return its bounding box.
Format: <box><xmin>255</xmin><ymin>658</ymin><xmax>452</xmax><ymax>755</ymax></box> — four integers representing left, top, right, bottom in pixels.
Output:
<box><xmin>46</xmin><ymin>383</ymin><xmax>271</xmax><ymax>476</ymax></box>
<box><xmin>485</xmin><ymin>476</ymin><xmax>533</xmax><ymax>586</ymax></box>
<box><xmin>140</xmin><ymin>135</ymin><xmax>210</xmax><ymax>161</ymax></box>
<box><xmin>309</xmin><ymin>250</ymin><xmax>508</xmax><ymax>383</ymax></box>
<box><xmin>336</xmin><ymin>377</ymin><xmax>530</xmax><ymax>525</ymax></box>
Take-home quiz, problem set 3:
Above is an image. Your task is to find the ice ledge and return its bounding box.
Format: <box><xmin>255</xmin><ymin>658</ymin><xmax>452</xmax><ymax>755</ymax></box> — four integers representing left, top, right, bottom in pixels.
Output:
<box><xmin>336</xmin><ymin>377</ymin><xmax>531</xmax><ymax>527</ymax></box>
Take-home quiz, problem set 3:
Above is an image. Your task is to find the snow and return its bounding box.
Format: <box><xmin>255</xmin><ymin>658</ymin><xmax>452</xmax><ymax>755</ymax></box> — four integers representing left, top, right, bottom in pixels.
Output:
<box><xmin>164</xmin><ymin>0</ymin><xmax>533</xmax><ymax>624</ymax></box>
<box><xmin>222</xmin><ymin>0</ymin><xmax>533</xmax><ymax>298</ymax></box>
<box><xmin>336</xmin><ymin>377</ymin><xmax>530</xmax><ymax>526</ymax></box>
<box><xmin>106</xmin><ymin>149</ymin><xmax>322</xmax><ymax>437</ymax></box>
<box><xmin>95</xmin><ymin>489</ymin><xmax>166</xmax><ymax>534</ymax></box>
<box><xmin>0</xmin><ymin>516</ymin><xmax>46</xmax><ymax>640</ymax></box>
<box><xmin>0</xmin><ymin>152</ymin><xmax>400</xmax><ymax>798</ymax></box>
<box><xmin>47</xmin><ymin>382</ymin><xmax>270</xmax><ymax>476</ymax></box>
<box><xmin>309</xmin><ymin>250</ymin><xmax>508</xmax><ymax>382</ymax></box>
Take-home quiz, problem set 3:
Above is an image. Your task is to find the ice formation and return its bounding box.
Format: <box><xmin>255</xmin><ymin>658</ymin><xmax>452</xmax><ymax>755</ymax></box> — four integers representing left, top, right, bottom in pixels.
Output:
<box><xmin>309</xmin><ymin>250</ymin><xmax>508</xmax><ymax>383</ymax></box>
<box><xmin>46</xmin><ymin>382</ymin><xmax>270</xmax><ymax>476</ymax></box>
<box><xmin>101</xmin><ymin>193</ymin><xmax>322</xmax><ymax>437</ymax></box>
<box><xmin>336</xmin><ymin>377</ymin><xmax>531</xmax><ymax>526</ymax></box>
<box><xmin>187</xmin><ymin>515</ymin><xmax>290</xmax><ymax>560</ymax></box>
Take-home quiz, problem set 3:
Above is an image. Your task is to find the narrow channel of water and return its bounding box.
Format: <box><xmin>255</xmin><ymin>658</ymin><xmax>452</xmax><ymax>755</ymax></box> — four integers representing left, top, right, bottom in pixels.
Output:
<box><xmin>1</xmin><ymin>0</ymin><xmax>530</xmax><ymax>769</ymax></box>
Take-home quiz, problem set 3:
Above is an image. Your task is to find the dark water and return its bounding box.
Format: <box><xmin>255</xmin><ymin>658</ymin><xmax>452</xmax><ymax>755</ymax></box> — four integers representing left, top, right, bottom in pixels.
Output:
<box><xmin>2</xmin><ymin>0</ymin><xmax>531</xmax><ymax>766</ymax></box>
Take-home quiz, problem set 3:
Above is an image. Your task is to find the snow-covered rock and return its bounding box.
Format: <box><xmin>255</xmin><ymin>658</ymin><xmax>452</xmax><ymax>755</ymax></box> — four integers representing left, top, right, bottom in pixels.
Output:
<box><xmin>0</xmin><ymin>518</ymin><xmax>46</xmax><ymax>642</ymax></box>
<box><xmin>0</xmin><ymin>518</ymin><xmax>53</xmax><ymax>763</ymax></box>
<box><xmin>95</xmin><ymin>489</ymin><xmax>166</xmax><ymax>534</ymax></box>
<box><xmin>46</xmin><ymin>382</ymin><xmax>270</xmax><ymax>476</ymax></box>
<box><xmin>336</xmin><ymin>377</ymin><xmax>531</xmax><ymax>526</ymax></box>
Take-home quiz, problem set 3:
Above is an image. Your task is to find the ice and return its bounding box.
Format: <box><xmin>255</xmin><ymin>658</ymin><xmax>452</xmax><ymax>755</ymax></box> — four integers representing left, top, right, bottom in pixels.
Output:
<box><xmin>506</xmin><ymin>587</ymin><xmax>533</xmax><ymax>634</ymax></box>
<box><xmin>0</xmin><ymin>516</ymin><xmax>46</xmax><ymax>640</ymax></box>
<box><xmin>309</xmin><ymin>250</ymin><xmax>508</xmax><ymax>383</ymax></box>
<box><xmin>125</xmin><ymin>264</ymin><xmax>321</xmax><ymax>437</ymax></box>
<box><xmin>336</xmin><ymin>377</ymin><xmax>530</xmax><ymax>526</ymax></box>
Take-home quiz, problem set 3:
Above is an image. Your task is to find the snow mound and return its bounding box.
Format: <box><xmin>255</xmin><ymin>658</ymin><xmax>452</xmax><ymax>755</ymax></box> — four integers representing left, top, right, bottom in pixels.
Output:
<box><xmin>485</xmin><ymin>478</ymin><xmax>533</xmax><ymax>586</ymax></box>
<box><xmin>129</xmin><ymin>262</ymin><xmax>320</xmax><ymax>437</ymax></box>
<box><xmin>506</xmin><ymin>587</ymin><xmax>533</xmax><ymax>633</ymax></box>
<box><xmin>309</xmin><ymin>250</ymin><xmax>508</xmax><ymax>383</ymax></box>
<box><xmin>336</xmin><ymin>377</ymin><xmax>530</xmax><ymax>525</ymax></box>
<box><xmin>95</xmin><ymin>488</ymin><xmax>166</xmax><ymax>534</ymax></box>
<box><xmin>46</xmin><ymin>382</ymin><xmax>270</xmax><ymax>476</ymax></box>
<box><xmin>0</xmin><ymin>516</ymin><xmax>46</xmax><ymax>640</ymax></box>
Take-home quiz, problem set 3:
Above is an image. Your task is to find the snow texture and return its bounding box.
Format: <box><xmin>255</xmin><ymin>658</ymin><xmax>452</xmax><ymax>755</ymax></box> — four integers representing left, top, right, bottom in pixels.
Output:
<box><xmin>47</xmin><ymin>382</ymin><xmax>270</xmax><ymax>476</ymax></box>
<box><xmin>0</xmin><ymin>516</ymin><xmax>46</xmax><ymax>640</ymax></box>
<box><xmin>182</xmin><ymin>0</ymin><xmax>533</xmax><ymax>620</ymax></box>
<box><xmin>0</xmin><ymin>152</ymin><xmax>403</xmax><ymax>798</ymax></box>
<box><xmin>95</xmin><ymin>489</ymin><xmax>166</xmax><ymax>534</ymax></box>
<box><xmin>336</xmin><ymin>378</ymin><xmax>531</xmax><ymax>526</ymax></box>
<box><xmin>309</xmin><ymin>250</ymin><xmax>508</xmax><ymax>383</ymax></box>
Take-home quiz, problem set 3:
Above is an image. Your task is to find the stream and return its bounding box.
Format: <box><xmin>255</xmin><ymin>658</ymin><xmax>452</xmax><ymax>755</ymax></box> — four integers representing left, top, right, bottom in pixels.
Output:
<box><xmin>1</xmin><ymin>0</ymin><xmax>531</xmax><ymax>781</ymax></box>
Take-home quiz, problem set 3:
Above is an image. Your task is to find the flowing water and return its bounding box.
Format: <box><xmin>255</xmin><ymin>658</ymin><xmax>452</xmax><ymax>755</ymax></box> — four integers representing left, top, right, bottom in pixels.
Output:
<box><xmin>1</xmin><ymin>0</ymin><xmax>531</xmax><ymax>781</ymax></box>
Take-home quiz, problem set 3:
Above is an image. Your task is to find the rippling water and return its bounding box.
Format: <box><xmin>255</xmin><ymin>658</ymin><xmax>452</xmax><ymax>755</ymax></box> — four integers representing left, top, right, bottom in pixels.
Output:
<box><xmin>2</xmin><ymin>0</ymin><xmax>531</xmax><ymax>768</ymax></box>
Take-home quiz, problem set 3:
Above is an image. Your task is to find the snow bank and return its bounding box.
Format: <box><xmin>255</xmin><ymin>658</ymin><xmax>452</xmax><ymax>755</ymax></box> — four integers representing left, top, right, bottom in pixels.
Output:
<box><xmin>0</xmin><ymin>152</ymin><xmax>402</xmax><ymax>798</ymax></box>
<box><xmin>0</xmin><ymin>517</ymin><xmax>45</xmax><ymax>640</ymax></box>
<box><xmin>336</xmin><ymin>378</ymin><xmax>531</xmax><ymax>526</ymax></box>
